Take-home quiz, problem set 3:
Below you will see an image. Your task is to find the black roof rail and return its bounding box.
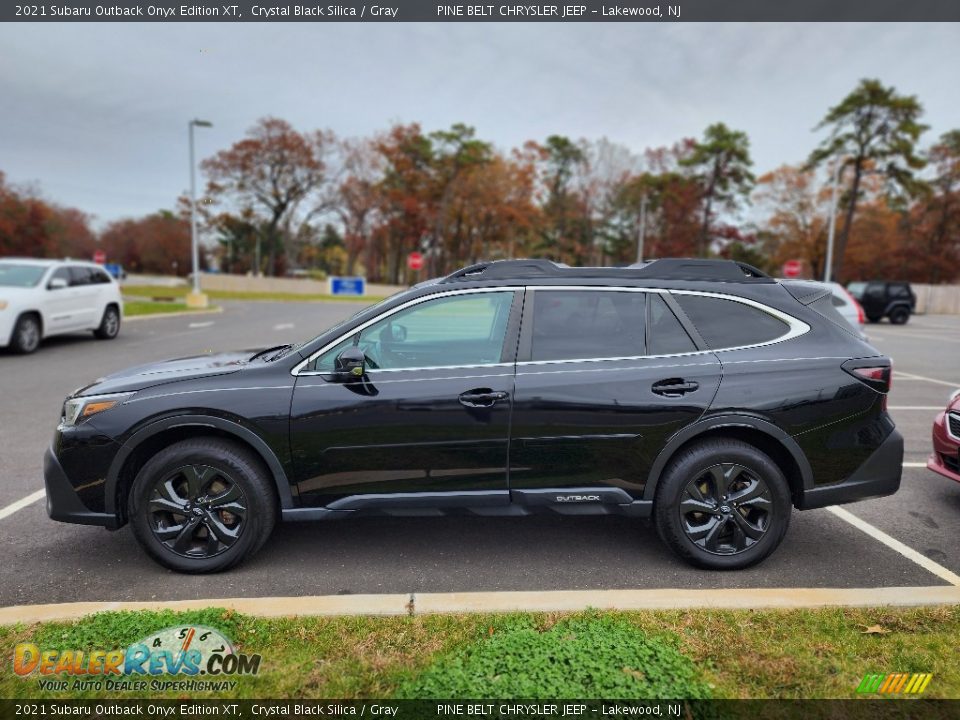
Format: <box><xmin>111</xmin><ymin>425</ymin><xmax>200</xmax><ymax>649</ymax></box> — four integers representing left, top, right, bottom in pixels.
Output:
<box><xmin>439</xmin><ymin>258</ymin><xmax>772</xmax><ymax>283</ymax></box>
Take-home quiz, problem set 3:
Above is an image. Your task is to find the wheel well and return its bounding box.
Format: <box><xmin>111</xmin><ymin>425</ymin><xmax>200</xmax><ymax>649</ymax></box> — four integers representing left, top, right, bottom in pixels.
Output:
<box><xmin>113</xmin><ymin>426</ymin><xmax>278</xmax><ymax>525</ymax></box>
<box><xmin>660</xmin><ymin>426</ymin><xmax>805</xmax><ymax>503</ymax></box>
<box><xmin>18</xmin><ymin>310</ymin><xmax>43</xmax><ymax>333</ymax></box>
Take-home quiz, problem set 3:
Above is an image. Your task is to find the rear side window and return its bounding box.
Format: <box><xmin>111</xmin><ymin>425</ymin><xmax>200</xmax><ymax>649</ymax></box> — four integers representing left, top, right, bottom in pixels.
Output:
<box><xmin>91</xmin><ymin>269</ymin><xmax>112</xmax><ymax>284</ymax></box>
<box><xmin>69</xmin><ymin>266</ymin><xmax>93</xmax><ymax>286</ymax></box>
<box><xmin>673</xmin><ymin>294</ymin><xmax>789</xmax><ymax>350</ymax></box>
<box><xmin>889</xmin><ymin>284</ymin><xmax>911</xmax><ymax>299</ymax></box>
<box><xmin>647</xmin><ymin>294</ymin><xmax>697</xmax><ymax>355</ymax></box>
<box><xmin>531</xmin><ymin>290</ymin><xmax>646</xmax><ymax>361</ymax></box>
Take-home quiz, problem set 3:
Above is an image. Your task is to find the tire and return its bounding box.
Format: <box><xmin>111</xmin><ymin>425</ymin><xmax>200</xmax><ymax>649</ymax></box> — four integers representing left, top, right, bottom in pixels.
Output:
<box><xmin>888</xmin><ymin>306</ymin><xmax>910</xmax><ymax>325</ymax></box>
<box><xmin>128</xmin><ymin>438</ymin><xmax>277</xmax><ymax>573</ymax></box>
<box><xmin>653</xmin><ymin>438</ymin><xmax>792</xmax><ymax>570</ymax></box>
<box><xmin>10</xmin><ymin>313</ymin><xmax>41</xmax><ymax>354</ymax></box>
<box><xmin>865</xmin><ymin>314</ymin><xmax>882</xmax><ymax>324</ymax></box>
<box><xmin>93</xmin><ymin>305</ymin><xmax>121</xmax><ymax>339</ymax></box>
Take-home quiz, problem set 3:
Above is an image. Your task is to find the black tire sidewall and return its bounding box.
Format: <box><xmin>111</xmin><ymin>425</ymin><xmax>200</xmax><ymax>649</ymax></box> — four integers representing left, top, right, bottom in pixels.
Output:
<box><xmin>654</xmin><ymin>440</ymin><xmax>791</xmax><ymax>570</ymax></box>
<box><xmin>889</xmin><ymin>307</ymin><xmax>909</xmax><ymax>325</ymax></box>
<box><xmin>11</xmin><ymin>315</ymin><xmax>40</xmax><ymax>353</ymax></box>
<box><xmin>95</xmin><ymin>306</ymin><xmax>120</xmax><ymax>339</ymax></box>
<box><xmin>128</xmin><ymin>439</ymin><xmax>276</xmax><ymax>573</ymax></box>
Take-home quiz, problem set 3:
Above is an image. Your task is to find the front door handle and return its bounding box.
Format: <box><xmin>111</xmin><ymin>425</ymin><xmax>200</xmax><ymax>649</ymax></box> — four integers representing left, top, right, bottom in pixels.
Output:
<box><xmin>651</xmin><ymin>378</ymin><xmax>699</xmax><ymax>397</ymax></box>
<box><xmin>459</xmin><ymin>389</ymin><xmax>509</xmax><ymax>408</ymax></box>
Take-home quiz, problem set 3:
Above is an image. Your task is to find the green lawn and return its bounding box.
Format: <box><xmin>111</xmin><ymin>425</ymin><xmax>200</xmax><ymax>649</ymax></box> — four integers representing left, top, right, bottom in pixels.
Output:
<box><xmin>122</xmin><ymin>301</ymin><xmax>216</xmax><ymax>317</ymax></box>
<box><xmin>2</xmin><ymin>606</ymin><xmax>958</xmax><ymax>700</ymax></box>
<box><xmin>122</xmin><ymin>285</ymin><xmax>388</xmax><ymax>303</ymax></box>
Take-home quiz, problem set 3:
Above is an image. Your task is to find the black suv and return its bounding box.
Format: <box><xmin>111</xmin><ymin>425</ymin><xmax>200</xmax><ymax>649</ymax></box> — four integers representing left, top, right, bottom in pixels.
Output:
<box><xmin>847</xmin><ymin>281</ymin><xmax>916</xmax><ymax>324</ymax></box>
<box><xmin>45</xmin><ymin>259</ymin><xmax>903</xmax><ymax>573</ymax></box>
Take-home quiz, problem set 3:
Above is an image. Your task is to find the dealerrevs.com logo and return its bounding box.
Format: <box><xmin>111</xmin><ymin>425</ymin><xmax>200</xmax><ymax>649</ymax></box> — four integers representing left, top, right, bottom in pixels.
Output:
<box><xmin>13</xmin><ymin>625</ymin><xmax>261</xmax><ymax>692</ymax></box>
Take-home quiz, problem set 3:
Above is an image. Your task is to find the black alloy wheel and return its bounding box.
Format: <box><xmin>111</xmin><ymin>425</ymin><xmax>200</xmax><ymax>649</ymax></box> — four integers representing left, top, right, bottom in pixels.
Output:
<box><xmin>129</xmin><ymin>438</ymin><xmax>276</xmax><ymax>573</ymax></box>
<box><xmin>654</xmin><ymin>438</ymin><xmax>791</xmax><ymax>569</ymax></box>
<box><xmin>678</xmin><ymin>463</ymin><xmax>772</xmax><ymax>555</ymax></box>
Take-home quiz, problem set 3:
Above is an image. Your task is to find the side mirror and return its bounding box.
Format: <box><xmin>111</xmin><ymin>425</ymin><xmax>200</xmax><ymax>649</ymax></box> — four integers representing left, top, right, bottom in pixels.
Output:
<box><xmin>48</xmin><ymin>278</ymin><xmax>68</xmax><ymax>290</ymax></box>
<box><xmin>334</xmin><ymin>347</ymin><xmax>366</xmax><ymax>380</ymax></box>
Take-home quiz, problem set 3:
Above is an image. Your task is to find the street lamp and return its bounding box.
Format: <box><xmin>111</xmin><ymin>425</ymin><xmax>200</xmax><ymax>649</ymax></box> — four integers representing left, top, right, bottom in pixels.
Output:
<box><xmin>187</xmin><ymin>118</ymin><xmax>213</xmax><ymax>308</ymax></box>
<box><xmin>823</xmin><ymin>155</ymin><xmax>845</xmax><ymax>284</ymax></box>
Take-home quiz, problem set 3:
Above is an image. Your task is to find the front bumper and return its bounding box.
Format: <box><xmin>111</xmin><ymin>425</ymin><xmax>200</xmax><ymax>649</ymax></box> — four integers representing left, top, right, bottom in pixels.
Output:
<box><xmin>927</xmin><ymin>411</ymin><xmax>960</xmax><ymax>484</ymax></box>
<box><xmin>43</xmin><ymin>446</ymin><xmax>118</xmax><ymax>528</ymax></box>
<box><xmin>796</xmin><ymin>428</ymin><xmax>903</xmax><ymax>510</ymax></box>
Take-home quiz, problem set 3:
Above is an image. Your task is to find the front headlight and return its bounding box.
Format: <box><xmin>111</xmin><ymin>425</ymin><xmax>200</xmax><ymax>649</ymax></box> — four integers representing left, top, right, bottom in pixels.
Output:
<box><xmin>62</xmin><ymin>392</ymin><xmax>133</xmax><ymax>427</ymax></box>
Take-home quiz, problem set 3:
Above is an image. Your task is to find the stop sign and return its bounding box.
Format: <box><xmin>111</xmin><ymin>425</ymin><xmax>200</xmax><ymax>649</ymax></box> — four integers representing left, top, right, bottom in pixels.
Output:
<box><xmin>93</xmin><ymin>249</ymin><xmax>106</xmax><ymax>265</ymax></box>
<box><xmin>782</xmin><ymin>259</ymin><xmax>802</xmax><ymax>278</ymax></box>
<box><xmin>407</xmin><ymin>252</ymin><xmax>424</xmax><ymax>271</ymax></box>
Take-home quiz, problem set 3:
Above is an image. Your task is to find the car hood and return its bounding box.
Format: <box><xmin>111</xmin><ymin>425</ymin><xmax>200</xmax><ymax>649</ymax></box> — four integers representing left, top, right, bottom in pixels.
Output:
<box><xmin>0</xmin><ymin>285</ymin><xmax>45</xmax><ymax>301</ymax></box>
<box><xmin>73</xmin><ymin>350</ymin><xmax>259</xmax><ymax>396</ymax></box>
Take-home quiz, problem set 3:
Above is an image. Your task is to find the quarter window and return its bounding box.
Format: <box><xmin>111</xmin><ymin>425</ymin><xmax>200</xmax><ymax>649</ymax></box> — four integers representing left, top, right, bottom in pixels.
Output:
<box><xmin>312</xmin><ymin>291</ymin><xmax>515</xmax><ymax>372</ymax></box>
<box><xmin>673</xmin><ymin>294</ymin><xmax>790</xmax><ymax>350</ymax></box>
<box><xmin>530</xmin><ymin>290</ymin><xmax>646</xmax><ymax>361</ymax></box>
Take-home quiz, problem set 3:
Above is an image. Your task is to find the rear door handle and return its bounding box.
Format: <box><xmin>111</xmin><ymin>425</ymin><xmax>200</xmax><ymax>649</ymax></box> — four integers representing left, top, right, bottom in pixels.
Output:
<box><xmin>459</xmin><ymin>389</ymin><xmax>509</xmax><ymax>408</ymax></box>
<box><xmin>651</xmin><ymin>379</ymin><xmax>699</xmax><ymax>397</ymax></box>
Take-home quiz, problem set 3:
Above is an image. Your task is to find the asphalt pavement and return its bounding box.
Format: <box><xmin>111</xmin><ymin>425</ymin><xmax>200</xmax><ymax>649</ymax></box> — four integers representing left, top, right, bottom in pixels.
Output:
<box><xmin>1</xmin><ymin>304</ymin><xmax>958</xmax><ymax>607</ymax></box>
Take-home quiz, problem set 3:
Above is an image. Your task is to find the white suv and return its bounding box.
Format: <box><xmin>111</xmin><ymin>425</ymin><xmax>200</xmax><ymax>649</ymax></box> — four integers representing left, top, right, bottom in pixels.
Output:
<box><xmin>0</xmin><ymin>258</ymin><xmax>123</xmax><ymax>353</ymax></box>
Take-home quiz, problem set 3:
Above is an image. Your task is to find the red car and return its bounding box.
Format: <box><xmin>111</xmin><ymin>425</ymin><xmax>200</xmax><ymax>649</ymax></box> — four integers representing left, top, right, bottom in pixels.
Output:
<box><xmin>928</xmin><ymin>389</ymin><xmax>960</xmax><ymax>483</ymax></box>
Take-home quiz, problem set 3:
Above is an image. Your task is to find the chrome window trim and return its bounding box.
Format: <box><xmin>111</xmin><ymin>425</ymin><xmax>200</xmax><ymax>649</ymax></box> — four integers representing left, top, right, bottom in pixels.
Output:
<box><xmin>292</xmin><ymin>284</ymin><xmax>810</xmax><ymax>376</ymax></box>
<box><xmin>292</xmin><ymin>286</ymin><xmax>522</xmax><ymax>376</ymax></box>
<box><xmin>516</xmin><ymin>286</ymin><xmax>809</xmax><ymax>367</ymax></box>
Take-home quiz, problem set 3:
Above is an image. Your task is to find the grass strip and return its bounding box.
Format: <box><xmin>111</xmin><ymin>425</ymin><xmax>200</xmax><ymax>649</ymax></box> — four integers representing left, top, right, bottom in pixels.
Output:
<box><xmin>122</xmin><ymin>285</ymin><xmax>389</xmax><ymax>303</ymax></box>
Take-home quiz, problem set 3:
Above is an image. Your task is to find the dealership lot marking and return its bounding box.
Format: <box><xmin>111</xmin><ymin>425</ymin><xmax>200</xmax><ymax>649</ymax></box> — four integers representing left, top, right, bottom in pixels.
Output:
<box><xmin>894</xmin><ymin>371</ymin><xmax>960</xmax><ymax>388</ymax></box>
<box><xmin>0</xmin><ymin>489</ymin><xmax>45</xmax><ymax>521</ymax></box>
<box><xmin>826</xmin><ymin>505</ymin><xmax>960</xmax><ymax>586</ymax></box>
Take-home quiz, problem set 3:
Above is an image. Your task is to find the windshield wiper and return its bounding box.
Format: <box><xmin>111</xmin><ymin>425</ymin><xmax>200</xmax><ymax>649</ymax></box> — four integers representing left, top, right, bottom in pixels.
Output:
<box><xmin>249</xmin><ymin>344</ymin><xmax>294</xmax><ymax>362</ymax></box>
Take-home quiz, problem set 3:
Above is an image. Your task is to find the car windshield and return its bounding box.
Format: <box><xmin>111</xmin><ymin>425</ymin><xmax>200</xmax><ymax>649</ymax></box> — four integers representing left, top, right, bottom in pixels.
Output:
<box><xmin>0</xmin><ymin>263</ymin><xmax>48</xmax><ymax>287</ymax></box>
<box><xmin>846</xmin><ymin>282</ymin><xmax>866</xmax><ymax>298</ymax></box>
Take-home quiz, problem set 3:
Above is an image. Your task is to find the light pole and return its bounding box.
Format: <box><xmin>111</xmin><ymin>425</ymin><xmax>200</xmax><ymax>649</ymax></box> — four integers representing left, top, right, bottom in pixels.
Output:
<box><xmin>188</xmin><ymin>119</ymin><xmax>213</xmax><ymax>308</ymax></box>
<box><xmin>824</xmin><ymin>156</ymin><xmax>843</xmax><ymax>283</ymax></box>
<box><xmin>636</xmin><ymin>192</ymin><xmax>648</xmax><ymax>264</ymax></box>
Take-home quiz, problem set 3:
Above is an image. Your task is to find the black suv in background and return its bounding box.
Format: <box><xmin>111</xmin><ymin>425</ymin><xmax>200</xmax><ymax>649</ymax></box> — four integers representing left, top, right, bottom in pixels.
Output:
<box><xmin>847</xmin><ymin>281</ymin><xmax>916</xmax><ymax>324</ymax></box>
<box><xmin>44</xmin><ymin>259</ymin><xmax>903</xmax><ymax>573</ymax></box>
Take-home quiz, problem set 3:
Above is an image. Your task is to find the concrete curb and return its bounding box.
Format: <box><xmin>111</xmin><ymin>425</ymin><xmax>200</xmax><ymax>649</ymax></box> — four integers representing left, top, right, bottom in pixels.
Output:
<box><xmin>123</xmin><ymin>306</ymin><xmax>224</xmax><ymax>322</ymax></box>
<box><xmin>3</xmin><ymin>586</ymin><xmax>960</xmax><ymax>625</ymax></box>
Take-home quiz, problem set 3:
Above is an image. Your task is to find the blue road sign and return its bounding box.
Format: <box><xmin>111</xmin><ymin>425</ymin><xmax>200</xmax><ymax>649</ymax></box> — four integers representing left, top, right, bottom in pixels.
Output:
<box><xmin>329</xmin><ymin>276</ymin><xmax>366</xmax><ymax>296</ymax></box>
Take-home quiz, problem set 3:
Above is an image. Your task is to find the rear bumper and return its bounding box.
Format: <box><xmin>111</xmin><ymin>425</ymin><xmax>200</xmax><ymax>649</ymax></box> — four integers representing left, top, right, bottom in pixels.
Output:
<box><xmin>796</xmin><ymin>428</ymin><xmax>903</xmax><ymax>510</ymax></box>
<box><xmin>43</xmin><ymin>446</ymin><xmax>118</xmax><ymax>528</ymax></box>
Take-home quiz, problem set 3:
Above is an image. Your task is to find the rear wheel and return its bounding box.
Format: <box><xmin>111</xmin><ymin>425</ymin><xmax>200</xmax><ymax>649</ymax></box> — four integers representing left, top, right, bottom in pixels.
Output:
<box><xmin>654</xmin><ymin>439</ymin><xmax>791</xmax><ymax>570</ymax></box>
<box><xmin>10</xmin><ymin>314</ymin><xmax>41</xmax><ymax>354</ymax></box>
<box><xmin>93</xmin><ymin>305</ymin><xmax>121</xmax><ymax>339</ymax></box>
<box><xmin>866</xmin><ymin>314</ymin><xmax>882</xmax><ymax>324</ymax></box>
<box><xmin>888</xmin><ymin>306</ymin><xmax>910</xmax><ymax>325</ymax></box>
<box><xmin>128</xmin><ymin>438</ymin><xmax>277</xmax><ymax>573</ymax></box>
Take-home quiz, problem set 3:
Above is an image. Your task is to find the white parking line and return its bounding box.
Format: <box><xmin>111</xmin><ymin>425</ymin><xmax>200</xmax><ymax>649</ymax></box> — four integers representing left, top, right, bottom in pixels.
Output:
<box><xmin>0</xmin><ymin>490</ymin><xmax>45</xmax><ymax>521</ymax></box>
<box><xmin>888</xmin><ymin>406</ymin><xmax>942</xmax><ymax>411</ymax></box>
<box><xmin>826</xmin><ymin>505</ymin><xmax>960</xmax><ymax>587</ymax></box>
<box><xmin>894</xmin><ymin>371</ymin><xmax>960</xmax><ymax>388</ymax></box>
<box><xmin>273</xmin><ymin>323</ymin><xmax>295</xmax><ymax>330</ymax></box>
<box><xmin>188</xmin><ymin>321</ymin><xmax>215</xmax><ymax>329</ymax></box>
<box><xmin>902</xmin><ymin>462</ymin><xmax>927</xmax><ymax>468</ymax></box>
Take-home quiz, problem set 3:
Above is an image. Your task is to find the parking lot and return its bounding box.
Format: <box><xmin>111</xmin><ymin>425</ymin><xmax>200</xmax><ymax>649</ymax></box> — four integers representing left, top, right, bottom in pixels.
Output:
<box><xmin>1</xmin><ymin>303</ymin><xmax>959</xmax><ymax>608</ymax></box>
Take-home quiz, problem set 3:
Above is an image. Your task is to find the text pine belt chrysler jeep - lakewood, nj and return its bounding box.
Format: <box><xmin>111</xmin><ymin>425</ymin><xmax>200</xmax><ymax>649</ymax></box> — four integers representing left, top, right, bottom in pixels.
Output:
<box><xmin>44</xmin><ymin>259</ymin><xmax>903</xmax><ymax>573</ymax></box>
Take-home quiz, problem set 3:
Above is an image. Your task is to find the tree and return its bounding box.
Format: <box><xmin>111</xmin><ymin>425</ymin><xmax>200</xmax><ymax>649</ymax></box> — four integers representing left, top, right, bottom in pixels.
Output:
<box><xmin>202</xmin><ymin>117</ymin><xmax>332</xmax><ymax>276</ymax></box>
<box><xmin>808</xmin><ymin>79</ymin><xmax>928</xmax><ymax>281</ymax></box>
<box><xmin>680</xmin><ymin>123</ymin><xmax>755</xmax><ymax>257</ymax></box>
<box><xmin>915</xmin><ymin>130</ymin><xmax>960</xmax><ymax>282</ymax></box>
<box><xmin>100</xmin><ymin>211</ymin><xmax>192</xmax><ymax>275</ymax></box>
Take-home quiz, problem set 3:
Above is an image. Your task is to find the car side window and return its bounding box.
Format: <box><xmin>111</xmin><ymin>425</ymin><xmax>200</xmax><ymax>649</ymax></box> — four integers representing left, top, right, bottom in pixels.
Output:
<box><xmin>673</xmin><ymin>294</ymin><xmax>789</xmax><ymax>350</ymax></box>
<box><xmin>69</xmin><ymin>266</ymin><xmax>93</xmax><ymax>286</ymax></box>
<box><xmin>312</xmin><ymin>291</ymin><xmax>515</xmax><ymax>372</ymax></box>
<box><xmin>48</xmin><ymin>267</ymin><xmax>71</xmax><ymax>288</ymax></box>
<box><xmin>647</xmin><ymin>294</ymin><xmax>697</xmax><ymax>355</ymax></box>
<box><xmin>530</xmin><ymin>290</ymin><xmax>646</xmax><ymax>362</ymax></box>
<box><xmin>91</xmin><ymin>269</ymin><xmax>112</xmax><ymax>284</ymax></box>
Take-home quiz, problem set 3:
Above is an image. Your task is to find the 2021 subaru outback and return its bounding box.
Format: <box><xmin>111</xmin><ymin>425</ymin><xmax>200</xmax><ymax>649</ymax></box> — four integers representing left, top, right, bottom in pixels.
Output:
<box><xmin>44</xmin><ymin>259</ymin><xmax>903</xmax><ymax>572</ymax></box>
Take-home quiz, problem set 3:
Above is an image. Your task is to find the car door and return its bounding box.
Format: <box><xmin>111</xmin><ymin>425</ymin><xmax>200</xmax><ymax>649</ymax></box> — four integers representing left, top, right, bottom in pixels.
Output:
<box><xmin>68</xmin><ymin>266</ymin><xmax>101</xmax><ymax>328</ymax></box>
<box><xmin>42</xmin><ymin>266</ymin><xmax>79</xmax><ymax>333</ymax></box>
<box><xmin>508</xmin><ymin>288</ymin><xmax>722</xmax><ymax>503</ymax></box>
<box><xmin>289</xmin><ymin>288</ymin><xmax>522</xmax><ymax>509</ymax></box>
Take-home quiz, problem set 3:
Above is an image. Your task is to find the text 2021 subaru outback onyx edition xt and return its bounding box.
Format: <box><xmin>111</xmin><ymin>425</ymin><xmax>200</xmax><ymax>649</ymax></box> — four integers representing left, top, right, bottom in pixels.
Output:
<box><xmin>44</xmin><ymin>259</ymin><xmax>903</xmax><ymax>573</ymax></box>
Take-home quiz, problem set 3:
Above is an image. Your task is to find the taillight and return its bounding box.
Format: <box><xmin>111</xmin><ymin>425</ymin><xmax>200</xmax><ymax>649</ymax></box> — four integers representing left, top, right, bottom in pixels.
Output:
<box><xmin>843</xmin><ymin>360</ymin><xmax>892</xmax><ymax>410</ymax></box>
<box><xmin>842</xmin><ymin>287</ymin><xmax>865</xmax><ymax>324</ymax></box>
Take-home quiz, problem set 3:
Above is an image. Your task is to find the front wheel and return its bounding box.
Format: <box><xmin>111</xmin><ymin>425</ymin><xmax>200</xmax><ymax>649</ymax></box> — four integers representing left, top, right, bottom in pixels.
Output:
<box><xmin>10</xmin><ymin>314</ymin><xmax>41</xmax><ymax>354</ymax></box>
<box><xmin>128</xmin><ymin>438</ymin><xmax>277</xmax><ymax>573</ymax></box>
<box><xmin>654</xmin><ymin>439</ymin><xmax>791</xmax><ymax>570</ymax></box>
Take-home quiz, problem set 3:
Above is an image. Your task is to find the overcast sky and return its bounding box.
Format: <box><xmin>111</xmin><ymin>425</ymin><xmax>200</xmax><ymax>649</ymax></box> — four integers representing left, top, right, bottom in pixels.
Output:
<box><xmin>1</xmin><ymin>22</ymin><xmax>958</xmax><ymax>227</ymax></box>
